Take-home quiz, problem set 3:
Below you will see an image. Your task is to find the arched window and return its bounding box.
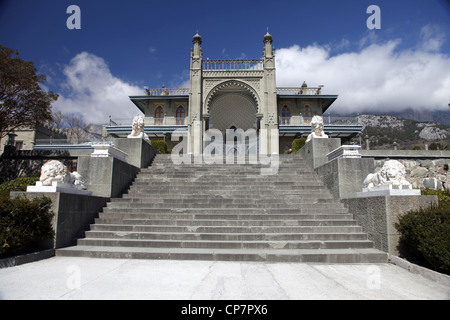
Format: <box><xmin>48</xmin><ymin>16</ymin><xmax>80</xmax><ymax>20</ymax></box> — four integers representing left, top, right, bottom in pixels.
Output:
<box><xmin>176</xmin><ymin>106</ymin><xmax>185</xmax><ymax>125</ymax></box>
<box><xmin>281</xmin><ymin>105</ymin><xmax>291</xmax><ymax>125</ymax></box>
<box><xmin>155</xmin><ymin>106</ymin><xmax>164</xmax><ymax>125</ymax></box>
<box><xmin>303</xmin><ymin>105</ymin><xmax>312</xmax><ymax>124</ymax></box>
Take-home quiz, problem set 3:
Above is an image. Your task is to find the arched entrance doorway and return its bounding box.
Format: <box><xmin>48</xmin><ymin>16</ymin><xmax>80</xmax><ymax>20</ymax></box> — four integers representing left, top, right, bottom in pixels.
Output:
<box><xmin>208</xmin><ymin>91</ymin><xmax>259</xmax><ymax>155</ymax></box>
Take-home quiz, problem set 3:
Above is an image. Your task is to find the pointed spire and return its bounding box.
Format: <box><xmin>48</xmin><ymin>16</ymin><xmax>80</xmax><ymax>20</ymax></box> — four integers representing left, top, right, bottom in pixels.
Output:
<box><xmin>193</xmin><ymin>30</ymin><xmax>202</xmax><ymax>45</ymax></box>
<box><xmin>264</xmin><ymin>27</ymin><xmax>272</xmax><ymax>44</ymax></box>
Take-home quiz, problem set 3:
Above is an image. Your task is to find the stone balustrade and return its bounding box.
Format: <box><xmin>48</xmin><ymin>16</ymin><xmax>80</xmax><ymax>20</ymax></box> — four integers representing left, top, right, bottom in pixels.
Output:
<box><xmin>202</xmin><ymin>59</ymin><xmax>263</xmax><ymax>70</ymax></box>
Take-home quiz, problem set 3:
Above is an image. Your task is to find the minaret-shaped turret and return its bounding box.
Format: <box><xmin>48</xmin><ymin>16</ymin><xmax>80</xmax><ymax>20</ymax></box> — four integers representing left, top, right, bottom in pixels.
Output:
<box><xmin>188</xmin><ymin>31</ymin><xmax>203</xmax><ymax>156</ymax></box>
<box><xmin>262</xmin><ymin>28</ymin><xmax>279</xmax><ymax>154</ymax></box>
<box><xmin>263</xmin><ymin>28</ymin><xmax>274</xmax><ymax>59</ymax></box>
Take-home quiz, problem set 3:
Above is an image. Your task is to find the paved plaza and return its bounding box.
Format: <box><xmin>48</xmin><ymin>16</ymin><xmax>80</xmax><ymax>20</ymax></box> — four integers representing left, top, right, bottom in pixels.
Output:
<box><xmin>0</xmin><ymin>256</ymin><xmax>449</xmax><ymax>300</ymax></box>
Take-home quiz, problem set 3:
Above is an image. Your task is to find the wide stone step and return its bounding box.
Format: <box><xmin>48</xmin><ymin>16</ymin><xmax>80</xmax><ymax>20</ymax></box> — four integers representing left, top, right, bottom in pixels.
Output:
<box><xmin>93</xmin><ymin>218</ymin><xmax>358</xmax><ymax>227</ymax></box>
<box><xmin>126</xmin><ymin>185</ymin><xmax>328</xmax><ymax>192</ymax></box>
<box><xmin>116</xmin><ymin>194</ymin><xmax>336</xmax><ymax>202</ymax></box>
<box><xmin>101</xmin><ymin>207</ymin><xmax>350</xmax><ymax>215</ymax></box>
<box><xmin>89</xmin><ymin>224</ymin><xmax>363</xmax><ymax>233</ymax></box>
<box><xmin>83</xmin><ymin>230</ymin><xmax>369</xmax><ymax>241</ymax></box>
<box><xmin>76</xmin><ymin>237</ymin><xmax>374</xmax><ymax>250</ymax></box>
<box><xmin>56</xmin><ymin>246</ymin><xmax>388</xmax><ymax>263</ymax></box>
<box><xmin>96</xmin><ymin>212</ymin><xmax>354</xmax><ymax>220</ymax></box>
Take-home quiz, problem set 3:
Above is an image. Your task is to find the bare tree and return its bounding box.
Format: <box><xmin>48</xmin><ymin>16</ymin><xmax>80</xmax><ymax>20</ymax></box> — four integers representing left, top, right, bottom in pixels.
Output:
<box><xmin>63</xmin><ymin>113</ymin><xmax>90</xmax><ymax>143</ymax></box>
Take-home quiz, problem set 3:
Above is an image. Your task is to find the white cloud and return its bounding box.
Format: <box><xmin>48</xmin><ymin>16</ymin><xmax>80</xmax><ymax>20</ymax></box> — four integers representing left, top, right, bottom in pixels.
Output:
<box><xmin>419</xmin><ymin>24</ymin><xmax>446</xmax><ymax>52</ymax></box>
<box><xmin>53</xmin><ymin>52</ymin><xmax>145</xmax><ymax>124</ymax></box>
<box><xmin>275</xmin><ymin>32</ymin><xmax>450</xmax><ymax>114</ymax></box>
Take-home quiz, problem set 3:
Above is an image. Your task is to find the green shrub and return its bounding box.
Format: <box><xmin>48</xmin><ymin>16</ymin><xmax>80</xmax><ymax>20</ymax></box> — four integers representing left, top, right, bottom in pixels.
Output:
<box><xmin>0</xmin><ymin>176</ymin><xmax>40</xmax><ymax>197</ymax></box>
<box><xmin>151</xmin><ymin>140</ymin><xmax>168</xmax><ymax>154</ymax></box>
<box><xmin>395</xmin><ymin>206</ymin><xmax>450</xmax><ymax>274</ymax></box>
<box><xmin>0</xmin><ymin>196</ymin><xmax>54</xmax><ymax>258</ymax></box>
<box><xmin>421</xmin><ymin>189</ymin><xmax>450</xmax><ymax>209</ymax></box>
<box><xmin>292</xmin><ymin>138</ymin><xmax>306</xmax><ymax>154</ymax></box>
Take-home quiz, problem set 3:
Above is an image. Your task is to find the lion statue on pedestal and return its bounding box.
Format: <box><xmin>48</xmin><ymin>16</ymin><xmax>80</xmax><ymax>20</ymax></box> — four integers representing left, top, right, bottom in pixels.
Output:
<box><xmin>306</xmin><ymin>116</ymin><xmax>329</xmax><ymax>143</ymax></box>
<box><xmin>363</xmin><ymin>160</ymin><xmax>411</xmax><ymax>189</ymax></box>
<box><xmin>39</xmin><ymin>160</ymin><xmax>87</xmax><ymax>190</ymax></box>
<box><xmin>128</xmin><ymin>115</ymin><xmax>150</xmax><ymax>143</ymax></box>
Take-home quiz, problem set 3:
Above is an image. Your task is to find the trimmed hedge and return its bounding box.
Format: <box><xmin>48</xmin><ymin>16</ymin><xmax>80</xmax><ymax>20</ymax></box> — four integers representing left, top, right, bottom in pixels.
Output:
<box><xmin>0</xmin><ymin>176</ymin><xmax>39</xmax><ymax>197</ymax></box>
<box><xmin>396</xmin><ymin>204</ymin><xmax>450</xmax><ymax>274</ymax></box>
<box><xmin>0</xmin><ymin>196</ymin><xmax>54</xmax><ymax>258</ymax></box>
<box><xmin>292</xmin><ymin>138</ymin><xmax>306</xmax><ymax>154</ymax></box>
<box><xmin>421</xmin><ymin>189</ymin><xmax>450</xmax><ymax>209</ymax></box>
<box><xmin>151</xmin><ymin>140</ymin><xmax>168</xmax><ymax>154</ymax></box>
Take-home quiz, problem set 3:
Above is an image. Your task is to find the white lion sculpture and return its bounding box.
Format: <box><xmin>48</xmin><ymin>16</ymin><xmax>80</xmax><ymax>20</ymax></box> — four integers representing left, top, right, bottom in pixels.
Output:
<box><xmin>306</xmin><ymin>115</ymin><xmax>329</xmax><ymax>143</ymax></box>
<box><xmin>128</xmin><ymin>115</ymin><xmax>150</xmax><ymax>143</ymax></box>
<box><xmin>40</xmin><ymin>160</ymin><xmax>87</xmax><ymax>190</ymax></box>
<box><xmin>364</xmin><ymin>160</ymin><xmax>411</xmax><ymax>189</ymax></box>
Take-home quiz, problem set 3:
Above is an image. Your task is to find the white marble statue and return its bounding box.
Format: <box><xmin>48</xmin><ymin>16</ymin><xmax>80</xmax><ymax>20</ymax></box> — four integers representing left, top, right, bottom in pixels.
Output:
<box><xmin>306</xmin><ymin>115</ymin><xmax>329</xmax><ymax>143</ymax></box>
<box><xmin>128</xmin><ymin>115</ymin><xmax>150</xmax><ymax>143</ymax></box>
<box><xmin>363</xmin><ymin>160</ymin><xmax>411</xmax><ymax>190</ymax></box>
<box><xmin>39</xmin><ymin>160</ymin><xmax>87</xmax><ymax>190</ymax></box>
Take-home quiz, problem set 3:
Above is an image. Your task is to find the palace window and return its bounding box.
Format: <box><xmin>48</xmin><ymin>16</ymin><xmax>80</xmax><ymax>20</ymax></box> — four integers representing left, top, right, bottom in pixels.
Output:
<box><xmin>281</xmin><ymin>105</ymin><xmax>291</xmax><ymax>125</ymax></box>
<box><xmin>303</xmin><ymin>105</ymin><xmax>312</xmax><ymax>124</ymax></box>
<box><xmin>155</xmin><ymin>106</ymin><xmax>164</xmax><ymax>125</ymax></box>
<box><xmin>176</xmin><ymin>106</ymin><xmax>185</xmax><ymax>125</ymax></box>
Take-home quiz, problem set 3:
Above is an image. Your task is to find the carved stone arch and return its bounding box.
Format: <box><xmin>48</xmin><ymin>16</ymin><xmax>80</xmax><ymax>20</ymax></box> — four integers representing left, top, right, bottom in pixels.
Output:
<box><xmin>208</xmin><ymin>93</ymin><xmax>258</xmax><ymax>132</ymax></box>
<box><xmin>204</xmin><ymin>80</ymin><xmax>260</xmax><ymax>114</ymax></box>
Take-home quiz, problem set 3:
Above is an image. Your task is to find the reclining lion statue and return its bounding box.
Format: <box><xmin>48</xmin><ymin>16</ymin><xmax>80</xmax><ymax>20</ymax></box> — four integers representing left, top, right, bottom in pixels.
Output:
<box><xmin>39</xmin><ymin>160</ymin><xmax>87</xmax><ymax>190</ymax></box>
<box><xmin>364</xmin><ymin>160</ymin><xmax>411</xmax><ymax>189</ymax></box>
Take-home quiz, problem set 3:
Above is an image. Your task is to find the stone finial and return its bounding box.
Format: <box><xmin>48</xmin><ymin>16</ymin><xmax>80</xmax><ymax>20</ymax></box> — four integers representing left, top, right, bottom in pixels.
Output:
<box><xmin>193</xmin><ymin>31</ymin><xmax>202</xmax><ymax>45</ymax></box>
<box><xmin>264</xmin><ymin>28</ymin><xmax>273</xmax><ymax>44</ymax></box>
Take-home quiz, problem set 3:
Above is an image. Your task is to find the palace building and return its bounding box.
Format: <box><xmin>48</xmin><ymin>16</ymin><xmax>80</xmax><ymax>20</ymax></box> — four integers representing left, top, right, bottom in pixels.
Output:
<box><xmin>106</xmin><ymin>31</ymin><xmax>362</xmax><ymax>154</ymax></box>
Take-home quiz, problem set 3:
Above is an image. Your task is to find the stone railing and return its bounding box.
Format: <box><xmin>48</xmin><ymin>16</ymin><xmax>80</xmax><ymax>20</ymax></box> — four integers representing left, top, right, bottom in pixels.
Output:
<box><xmin>279</xmin><ymin>116</ymin><xmax>360</xmax><ymax>126</ymax></box>
<box><xmin>277</xmin><ymin>87</ymin><xmax>323</xmax><ymax>95</ymax></box>
<box><xmin>35</xmin><ymin>139</ymin><xmax>111</xmax><ymax>146</ymax></box>
<box><xmin>145</xmin><ymin>88</ymin><xmax>189</xmax><ymax>96</ymax></box>
<box><xmin>202</xmin><ymin>59</ymin><xmax>263</xmax><ymax>70</ymax></box>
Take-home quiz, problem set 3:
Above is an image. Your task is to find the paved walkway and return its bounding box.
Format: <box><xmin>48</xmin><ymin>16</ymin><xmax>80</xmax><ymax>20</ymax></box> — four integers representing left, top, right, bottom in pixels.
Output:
<box><xmin>0</xmin><ymin>256</ymin><xmax>449</xmax><ymax>300</ymax></box>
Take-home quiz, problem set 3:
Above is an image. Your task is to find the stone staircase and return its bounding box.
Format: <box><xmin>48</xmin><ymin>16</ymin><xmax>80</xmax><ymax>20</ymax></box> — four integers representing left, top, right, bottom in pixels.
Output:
<box><xmin>56</xmin><ymin>154</ymin><xmax>388</xmax><ymax>263</ymax></box>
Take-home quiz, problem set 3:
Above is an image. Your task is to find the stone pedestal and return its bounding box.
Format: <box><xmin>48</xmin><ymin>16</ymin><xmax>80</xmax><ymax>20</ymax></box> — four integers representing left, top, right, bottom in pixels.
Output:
<box><xmin>27</xmin><ymin>181</ymin><xmax>92</xmax><ymax>196</ymax></box>
<box><xmin>77</xmin><ymin>155</ymin><xmax>140</xmax><ymax>198</ymax></box>
<box><xmin>357</xmin><ymin>185</ymin><xmax>421</xmax><ymax>198</ymax></box>
<box><xmin>315</xmin><ymin>157</ymin><xmax>375</xmax><ymax>199</ymax></box>
<box><xmin>114</xmin><ymin>138</ymin><xmax>157</xmax><ymax>168</ymax></box>
<box><xmin>299</xmin><ymin>138</ymin><xmax>341</xmax><ymax>169</ymax></box>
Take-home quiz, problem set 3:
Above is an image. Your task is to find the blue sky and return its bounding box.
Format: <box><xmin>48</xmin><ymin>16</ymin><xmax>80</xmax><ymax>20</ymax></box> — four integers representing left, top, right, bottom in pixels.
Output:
<box><xmin>1</xmin><ymin>0</ymin><xmax>449</xmax><ymax>123</ymax></box>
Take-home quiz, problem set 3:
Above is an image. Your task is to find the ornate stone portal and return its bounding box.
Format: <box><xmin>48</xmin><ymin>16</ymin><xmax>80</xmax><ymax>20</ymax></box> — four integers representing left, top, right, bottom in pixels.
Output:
<box><xmin>209</xmin><ymin>93</ymin><xmax>257</xmax><ymax>132</ymax></box>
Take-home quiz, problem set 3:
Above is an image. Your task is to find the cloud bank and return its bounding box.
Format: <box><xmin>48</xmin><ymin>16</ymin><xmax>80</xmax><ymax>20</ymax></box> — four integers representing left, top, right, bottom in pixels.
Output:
<box><xmin>53</xmin><ymin>52</ymin><xmax>145</xmax><ymax>124</ymax></box>
<box><xmin>276</xmin><ymin>28</ymin><xmax>450</xmax><ymax>114</ymax></box>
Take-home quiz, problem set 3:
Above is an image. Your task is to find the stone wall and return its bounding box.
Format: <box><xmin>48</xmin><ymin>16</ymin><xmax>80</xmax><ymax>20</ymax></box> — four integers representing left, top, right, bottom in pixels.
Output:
<box><xmin>11</xmin><ymin>191</ymin><xmax>109</xmax><ymax>249</ymax></box>
<box><xmin>342</xmin><ymin>195</ymin><xmax>438</xmax><ymax>256</ymax></box>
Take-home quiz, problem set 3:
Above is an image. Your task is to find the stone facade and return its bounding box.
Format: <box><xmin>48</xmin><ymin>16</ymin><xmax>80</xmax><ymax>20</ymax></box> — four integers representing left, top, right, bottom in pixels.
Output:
<box><xmin>120</xmin><ymin>31</ymin><xmax>360</xmax><ymax>154</ymax></box>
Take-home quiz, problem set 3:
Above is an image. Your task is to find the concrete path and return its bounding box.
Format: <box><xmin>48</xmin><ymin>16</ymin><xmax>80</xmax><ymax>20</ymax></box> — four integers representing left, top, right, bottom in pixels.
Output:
<box><xmin>0</xmin><ymin>256</ymin><xmax>449</xmax><ymax>300</ymax></box>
